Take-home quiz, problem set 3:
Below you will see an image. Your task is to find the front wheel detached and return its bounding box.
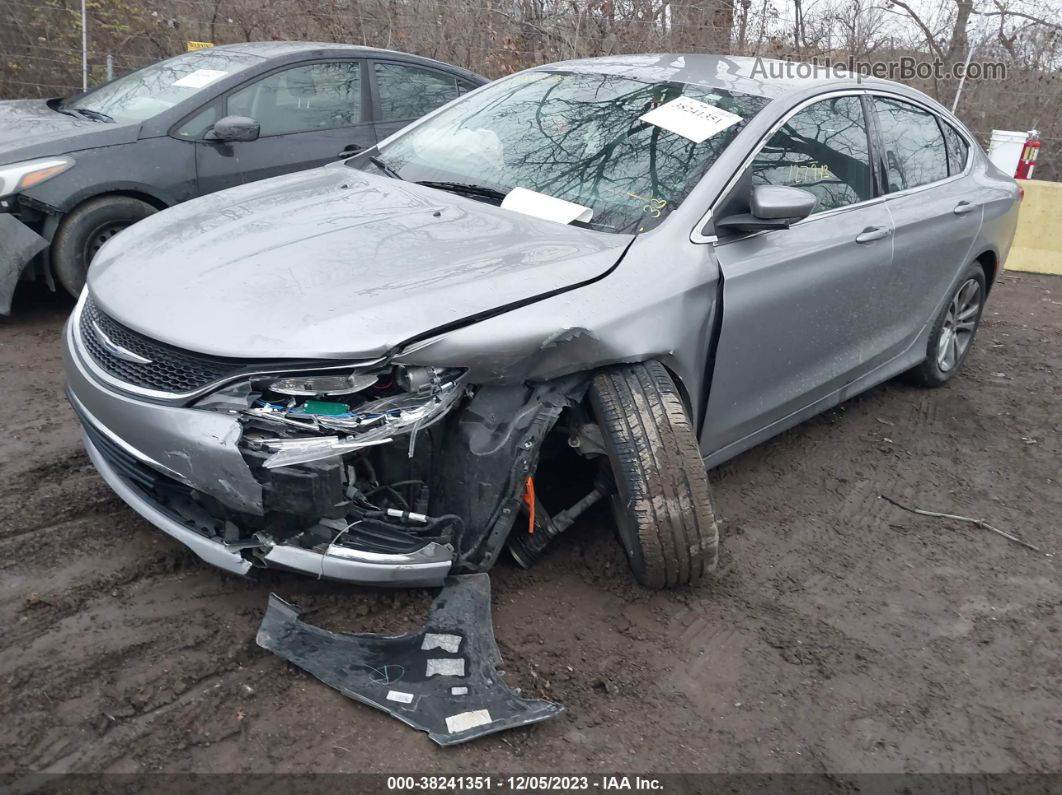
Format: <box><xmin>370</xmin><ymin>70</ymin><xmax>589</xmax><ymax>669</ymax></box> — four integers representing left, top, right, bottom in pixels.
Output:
<box><xmin>589</xmin><ymin>360</ymin><xmax>719</xmax><ymax>588</ymax></box>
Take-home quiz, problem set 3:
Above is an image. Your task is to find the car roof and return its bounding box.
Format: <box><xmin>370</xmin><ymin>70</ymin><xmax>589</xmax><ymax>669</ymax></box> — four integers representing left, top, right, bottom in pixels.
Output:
<box><xmin>211</xmin><ymin>41</ymin><xmax>485</xmax><ymax>82</ymax></box>
<box><xmin>537</xmin><ymin>53</ymin><xmax>906</xmax><ymax>100</ymax></box>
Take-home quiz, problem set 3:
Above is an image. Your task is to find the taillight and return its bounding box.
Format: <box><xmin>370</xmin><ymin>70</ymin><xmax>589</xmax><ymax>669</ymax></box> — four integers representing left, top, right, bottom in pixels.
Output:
<box><xmin>1018</xmin><ymin>184</ymin><xmax>1025</xmax><ymax>201</ymax></box>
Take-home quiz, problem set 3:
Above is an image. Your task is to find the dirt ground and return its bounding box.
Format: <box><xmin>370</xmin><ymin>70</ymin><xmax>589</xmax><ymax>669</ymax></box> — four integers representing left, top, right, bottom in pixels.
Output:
<box><xmin>1</xmin><ymin>272</ymin><xmax>1059</xmax><ymax>778</ymax></box>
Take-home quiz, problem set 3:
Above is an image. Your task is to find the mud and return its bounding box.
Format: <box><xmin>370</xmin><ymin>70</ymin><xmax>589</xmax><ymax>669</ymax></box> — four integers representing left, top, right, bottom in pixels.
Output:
<box><xmin>1</xmin><ymin>274</ymin><xmax>1059</xmax><ymax>775</ymax></box>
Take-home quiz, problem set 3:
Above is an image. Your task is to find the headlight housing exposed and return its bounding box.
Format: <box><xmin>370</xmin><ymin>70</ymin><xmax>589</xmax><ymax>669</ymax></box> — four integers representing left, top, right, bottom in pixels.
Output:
<box><xmin>240</xmin><ymin>365</ymin><xmax>468</xmax><ymax>469</ymax></box>
<box><xmin>0</xmin><ymin>156</ymin><xmax>75</xmax><ymax>198</ymax></box>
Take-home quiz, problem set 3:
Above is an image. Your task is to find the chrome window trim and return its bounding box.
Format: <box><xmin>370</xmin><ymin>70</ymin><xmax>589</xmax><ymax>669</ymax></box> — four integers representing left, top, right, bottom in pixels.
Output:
<box><xmin>72</xmin><ymin>292</ymin><xmax>385</xmax><ymax>402</ymax></box>
<box><xmin>691</xmin><ymin>86</ymin><xmax>975</xmax><ymax>244</ymax></box>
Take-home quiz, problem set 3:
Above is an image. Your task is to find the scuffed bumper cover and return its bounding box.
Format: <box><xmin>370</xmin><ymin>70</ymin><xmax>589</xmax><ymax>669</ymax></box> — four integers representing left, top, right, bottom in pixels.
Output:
<box><xmin>256</xmin><ymin>574</ymin><xmax>562</xmax><ymax>746</ymax></box>
<box><xmin>0</xmin><ymin>213</ymin><xmax>48</xmax><ymax>314</ymax></box>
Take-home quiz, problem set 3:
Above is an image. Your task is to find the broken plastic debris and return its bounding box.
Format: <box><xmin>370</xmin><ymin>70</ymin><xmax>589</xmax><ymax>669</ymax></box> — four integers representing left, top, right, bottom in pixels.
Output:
<box><xmin>260</xmin><ymin>435</ymin><xmax>392</xmax><ymax>469</ymax></box>
<box><xmin>255</xmin><ymin>574</ymin><xmax>561</xmax><ymax>746</ymax></box>
<box><xmin>501</xmin><ymin>187</ymin><xmax>593</xmax><ymax>225</ymax></box>
<box><xmin>639</xmin><ymin>96</ymin><xmax>743</xmax><ymax>143</ymax></box>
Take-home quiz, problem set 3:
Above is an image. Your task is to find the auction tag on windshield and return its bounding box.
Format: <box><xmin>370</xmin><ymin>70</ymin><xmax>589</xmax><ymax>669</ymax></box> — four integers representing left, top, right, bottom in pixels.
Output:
<box><xmin>501</xmin><ymin>187</ymin><xmax>593</xmax><ymax>225</ymax></box>
<box><xmin>640</xmin><ymin>97</ymin><xmax>743</xmax><ymax>143</ymax></box>
<box><xmin>173</xmin><ymin>69</ymin><xmax>228</xmax><ymax>88</ymax></box>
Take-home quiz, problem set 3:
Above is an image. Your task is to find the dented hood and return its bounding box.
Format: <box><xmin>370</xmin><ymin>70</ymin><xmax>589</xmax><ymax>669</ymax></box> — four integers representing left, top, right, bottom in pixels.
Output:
<box><xmin>88</xmin><ymin>164</ymin><xmax>631</xmax><ymax>359</ymax></box>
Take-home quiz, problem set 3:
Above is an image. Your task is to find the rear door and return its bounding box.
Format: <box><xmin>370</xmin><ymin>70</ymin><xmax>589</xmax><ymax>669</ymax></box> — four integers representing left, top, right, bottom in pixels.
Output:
<box><xmin>703</xmin><ymin>93</ymin><xmax>901</xmax><ymax>460</ymax></box>
<box><xmin>369</xmin><ymin>60</ymin><xmax>479</xmax><ymax>140</ymax></box>
<box><xmin>869</xmin><ymin>94</ymin><xmax>983</xmax><ymax>335</ymax></box>
<box><xmin>188</xmin><ymin>59</ymin><xmax>376</xmax><ymax>194</ymax></box>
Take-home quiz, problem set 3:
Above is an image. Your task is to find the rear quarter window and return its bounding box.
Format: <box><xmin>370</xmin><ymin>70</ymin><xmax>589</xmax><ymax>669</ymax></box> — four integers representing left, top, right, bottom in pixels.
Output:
<box><xmin>941</xmin><ymin>122</ymin><xmax>970</xmax><ymax>176</ymax></box>
<box><xmin>873</xmin><ymin>97</ymin><xmax>949</xmax><ymax>191</ymax></box>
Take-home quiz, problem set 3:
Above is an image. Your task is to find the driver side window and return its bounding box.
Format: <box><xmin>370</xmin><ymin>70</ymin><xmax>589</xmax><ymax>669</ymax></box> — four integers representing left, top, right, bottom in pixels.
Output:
<box><xmin>225</xmin><ymin>61</ymin><xmax>364</xmax><ymax>137</ymax></box>
<box><xmin>750</xmin><ymin>96</ymin><xmax>872</xmax><ymax>214</ymax></box>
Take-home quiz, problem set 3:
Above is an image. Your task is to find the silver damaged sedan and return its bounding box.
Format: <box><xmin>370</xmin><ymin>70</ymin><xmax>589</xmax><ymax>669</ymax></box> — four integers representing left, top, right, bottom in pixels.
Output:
<box><xmin>63</xmin><ymin>55</ymin><xmax>1022</xmax><ymax>588</ymax></box>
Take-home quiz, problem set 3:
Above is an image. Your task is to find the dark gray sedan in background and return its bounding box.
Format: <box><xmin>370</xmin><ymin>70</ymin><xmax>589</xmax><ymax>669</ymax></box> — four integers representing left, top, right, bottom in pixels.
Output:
<box><xmin>63</xmin><ymin>54</ymin><xmax>1021</xmax><ymax>589</ymax></box>
<box><xmin>0</xmin><ymin>42</ymin><xmax>485</xmax><ymax>312</ymax></box>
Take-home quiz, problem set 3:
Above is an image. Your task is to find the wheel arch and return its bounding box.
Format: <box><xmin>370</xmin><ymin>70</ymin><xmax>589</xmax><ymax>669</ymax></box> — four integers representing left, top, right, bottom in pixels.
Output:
<box><xmin>659</xmin><ymin>361</ymin><xmax>695</xmax><ymax>417</ymax></box>
<box><xmin>66</xmin><ymin>188</ymin><xmax>171</xmax><ymax>215</ymax></box>
<box><xmin>974</xmin><ymin>248</ymin><xmax>1000</xmax><ymax>292</ymax></box>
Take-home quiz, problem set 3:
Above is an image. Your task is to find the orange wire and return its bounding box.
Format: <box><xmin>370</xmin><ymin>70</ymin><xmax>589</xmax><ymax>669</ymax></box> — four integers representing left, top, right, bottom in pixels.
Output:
<box><xmin>523</xmin><ymin>476</ymin><xmax>536</xmax><ymax>534</ymax></box>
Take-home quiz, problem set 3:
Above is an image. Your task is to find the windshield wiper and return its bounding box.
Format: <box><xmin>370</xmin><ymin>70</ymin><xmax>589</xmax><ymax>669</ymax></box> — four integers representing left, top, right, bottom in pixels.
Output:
<box><xmin>368</xmin><ymin>155</ymin><xmax>404</xmax><ymax>181</ymax></box>
<box><xmin>416</xmin><ymin>181</ymin><xmax>507</xmax><ymax>203</ymax></box>
<box><xmin>57</xmin><ymin>104</ymin><xmax>114</xmax><ymax>123</ymax></box>
<box><xmin>75</xmin><ymin>107</ymin><xmax>114</xmax><ymax>123</ymax></box>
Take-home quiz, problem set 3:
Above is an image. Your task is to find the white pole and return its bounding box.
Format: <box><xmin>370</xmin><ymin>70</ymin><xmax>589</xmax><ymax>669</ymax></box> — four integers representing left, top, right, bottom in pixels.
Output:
<box><xmin>81</xmin><ymin>0</ymin><xmax>88</xmax><ymax>91</ymax></box>
<box><xmin>951</xmin><ymin>42</ymin><xmax>975</xmax><ymax>113</ymax></box>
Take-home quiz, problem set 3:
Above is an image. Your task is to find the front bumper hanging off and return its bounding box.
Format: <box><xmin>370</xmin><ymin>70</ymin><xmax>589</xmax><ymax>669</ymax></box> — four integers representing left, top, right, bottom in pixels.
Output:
<box><xmin>256</xmin><ymin>574</ymin><xmax>563</xmax><ymax>745</ymax></box>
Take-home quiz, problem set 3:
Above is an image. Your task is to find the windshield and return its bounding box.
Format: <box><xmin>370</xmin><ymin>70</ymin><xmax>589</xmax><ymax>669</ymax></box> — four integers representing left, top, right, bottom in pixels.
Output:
<box><xmin>369</xmin><ymin>70</ymin><xmax>769</xmax><ymax>234</ymax></box>
<box><xmin>65</xmin><ymin>50</ymin><xmax>264</xmax><ymax>123</ymax></box>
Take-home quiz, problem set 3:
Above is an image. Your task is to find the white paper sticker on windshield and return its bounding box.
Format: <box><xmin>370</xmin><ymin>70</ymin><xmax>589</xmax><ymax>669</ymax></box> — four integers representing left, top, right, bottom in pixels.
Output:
<box><xmin>501</xmin><ymin>187</ymin><xmax>593</xmax><ymax>225</ymax></box>
<box><xmin>173</xmin><ymin>69</ymin><xmax>228</xmax><ymax>88</ymax></box>
<box><xmin>639</xmin><ymin>97</ymin><xmax>743</xmax><ymax>143</ymax></box>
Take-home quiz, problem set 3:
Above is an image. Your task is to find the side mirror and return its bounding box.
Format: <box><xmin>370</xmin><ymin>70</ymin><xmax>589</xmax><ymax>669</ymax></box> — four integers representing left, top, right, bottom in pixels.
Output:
<box><xmin>207</xmin><ymin>115</ymin><xmax>260</xmax><ymax>143</ymax></box>
<box><xmin>716</xmin><ymin>185</ymin><xmax>817</xmax><ymax>233</ymax></box>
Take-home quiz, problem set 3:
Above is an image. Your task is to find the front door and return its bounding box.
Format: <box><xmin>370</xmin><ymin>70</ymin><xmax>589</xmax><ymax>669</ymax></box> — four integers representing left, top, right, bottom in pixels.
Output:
<box><xmin>194</xmin><ymin>60</ymin><xmax>376</xmax><ymax>194</ymax></box>
<box><xmin>703</xmin><ymin>94</ymin><xmax>901</xmax><ymax>461</ymax></box>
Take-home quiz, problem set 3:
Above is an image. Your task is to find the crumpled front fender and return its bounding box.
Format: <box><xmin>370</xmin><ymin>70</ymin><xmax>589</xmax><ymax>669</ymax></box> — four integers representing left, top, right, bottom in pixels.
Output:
<box><xmin>0</xmin><ymin>213</ymin><xmax>48</xmax><ymax>314</ymax></box>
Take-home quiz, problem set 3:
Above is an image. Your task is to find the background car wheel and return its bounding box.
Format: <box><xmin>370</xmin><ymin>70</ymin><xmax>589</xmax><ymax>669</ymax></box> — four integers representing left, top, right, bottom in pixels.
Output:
<box><xmin>52</xmin><ymin>196</ymin><xmax>157</xmax><ymax>298</ymax></box>
<box><xmin>589</xmin><ymin>360</ymin><xmax>719</xmax><ymax>588</ymax></box>
<box><xmin>905</xmin><ymin>261</ymin><xmax>987</xmax><ymax>388</ymax></box>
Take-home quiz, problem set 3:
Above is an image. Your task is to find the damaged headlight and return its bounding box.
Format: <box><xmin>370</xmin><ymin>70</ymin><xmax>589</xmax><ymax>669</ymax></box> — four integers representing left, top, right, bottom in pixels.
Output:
<box><xmin>0</xmin><ymin>156</ymin><xmax>75</xmax><ymax>198</ymax></box>
<box><xmin>268</xmin><ymin>372</ymin><xmax>379</xmax><ymax>397</ymax></box>
<box><xmin>239</xmin><ymin>365</ymin><xmax>468</xmax><ymax>469</ymax></box>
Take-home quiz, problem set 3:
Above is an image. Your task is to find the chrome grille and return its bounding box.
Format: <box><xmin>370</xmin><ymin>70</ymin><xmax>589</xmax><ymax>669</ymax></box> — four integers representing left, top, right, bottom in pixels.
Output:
<box><xmin>78</xmin><ymin>296</ymin><xmax>248</xmax><ymax>395</ymax></box>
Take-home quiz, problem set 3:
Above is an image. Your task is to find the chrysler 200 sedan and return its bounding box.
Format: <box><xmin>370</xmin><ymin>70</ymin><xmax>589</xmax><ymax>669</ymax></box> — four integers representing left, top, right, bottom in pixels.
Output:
<box><xmin>0</xmin><ymin>42</ymin><xmax>484</xmax><ymax>313</ymax></box>
<box><xmin>63</xmin><ymin>54</ymin><xmax>1021</xmax><ymax>589</ymax></box>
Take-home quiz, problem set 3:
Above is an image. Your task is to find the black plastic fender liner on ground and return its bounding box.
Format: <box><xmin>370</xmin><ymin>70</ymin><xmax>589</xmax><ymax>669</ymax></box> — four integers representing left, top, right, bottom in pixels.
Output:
<box><xmin>589</xmin><ymin>359</ymin><xmax>720</xmax><ymax>589</ymax></box>
<box><xmin>256</xmin><ymin>574</ymin><xmax>562</xmax><ymax>746</ymax></box>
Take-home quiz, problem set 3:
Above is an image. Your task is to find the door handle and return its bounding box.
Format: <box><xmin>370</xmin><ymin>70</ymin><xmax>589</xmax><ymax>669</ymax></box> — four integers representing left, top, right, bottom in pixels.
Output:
<box><xmin>337</xmin><ymin>144</ymin><xmax>363</xmax><ymax>158</ymax></box>
<box><xmin>953</xmin><ymin>201</ymin><xmax>976</xmax><ymax>215</ymax></box>
<box><xmin>855</xmin><ymin>226</ymin><xmax>891</xmax><ymax>244</ymax></box>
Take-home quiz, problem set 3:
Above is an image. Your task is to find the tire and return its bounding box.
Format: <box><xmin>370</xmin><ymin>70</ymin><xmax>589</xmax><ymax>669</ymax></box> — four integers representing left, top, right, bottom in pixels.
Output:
<box><xmin>905</xmin><ymin>261</ymin><xmax>987</xmax><ymax>388</ymax></box>
<box><xmin>589</xmin><ymin>360</ymin><xmax>719</xmax><ymax>588</ymax></box>
<box><xmin>52</xmin><ymin>196</ymin><xmax>156</xmax><ymax>297</ymax></box>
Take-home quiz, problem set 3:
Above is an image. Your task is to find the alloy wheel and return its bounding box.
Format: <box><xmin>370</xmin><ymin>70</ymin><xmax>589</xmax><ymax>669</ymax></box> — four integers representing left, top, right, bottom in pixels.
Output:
<box><xmin>937</xmin><ymin>277</ymin><xmax>982</xmax><ymax>372</ymax></box>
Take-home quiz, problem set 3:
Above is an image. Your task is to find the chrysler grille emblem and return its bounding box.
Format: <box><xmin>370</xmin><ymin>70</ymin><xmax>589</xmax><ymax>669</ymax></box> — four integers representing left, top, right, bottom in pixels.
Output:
<box><xmin>91</xmin><ymin>320</ymin><xmax>153</xmax><ymax>365</ymax></box>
